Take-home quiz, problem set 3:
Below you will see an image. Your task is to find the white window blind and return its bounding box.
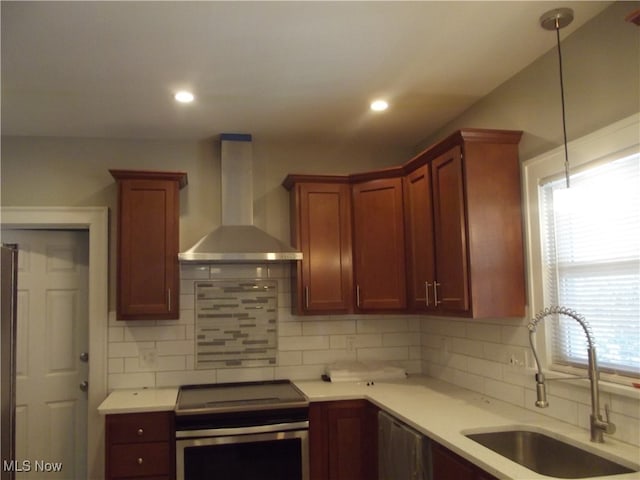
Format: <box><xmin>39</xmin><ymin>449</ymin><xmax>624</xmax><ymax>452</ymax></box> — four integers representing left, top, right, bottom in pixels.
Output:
<box><xmin>540</xmin><ymin>151</ymin><xmax>640</xmax><ymax>378</ymax></box>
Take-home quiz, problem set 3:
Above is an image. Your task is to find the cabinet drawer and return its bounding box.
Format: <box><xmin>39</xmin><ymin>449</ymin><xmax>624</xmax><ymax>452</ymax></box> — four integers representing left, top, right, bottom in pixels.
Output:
<box><xmin>109</xmin><ymin>442</ymin><xmax>171</xmax><ymax>478</ymax></box>
<box><xmin>107</xmin><ymin>412</ymin><xmax>172</xmax><ymax>444</ymax></box>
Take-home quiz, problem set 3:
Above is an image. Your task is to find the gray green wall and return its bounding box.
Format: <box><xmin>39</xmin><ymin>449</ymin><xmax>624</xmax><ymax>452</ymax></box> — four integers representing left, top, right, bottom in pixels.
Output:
<box><xmin>419</xmin><ymin>1</ymin><xmax>640</xmax><ymax>160</ymax></box>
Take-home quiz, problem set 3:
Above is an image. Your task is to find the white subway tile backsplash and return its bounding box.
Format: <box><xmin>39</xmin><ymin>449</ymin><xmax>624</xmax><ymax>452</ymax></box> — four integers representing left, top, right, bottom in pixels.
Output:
<box><xmin>276</xmin><ymin>364</ymin><xmax>325</xmax><ymax>381</ymax></box>
<box><xmin>278</xmin><ymin>321</ymin><xmax>302</xmax><ymax>337</ymax></box>
<box><xmin>467</xmin><ymin>322</ymin><xmax>501</xmax><ymax>343</ymax></box>
<box><xmin>108</xmin><ymin>372</ymin><xmax>156</xmax><ymax>390</ymax></box>
<box><xmin>216</xmin><ymin>367</ymin><xmax>275</xmax><ymax>384</ymax></box>
<box><xmin>383</xmin><ymin>332</ymin><xmax>420</xmax><ymax>347</ymax></box>
<box><xmin>357</xmin><ymin>317</ymin><xmax>409</xmax><ymax>334</ymax></box>
<box><xmin>611</xmin><ymin>392</ymin><xmax>640</xmax><ymax>418</ymax></box>
<box><xmin>357</xmin><ymin>346</ymin><xmax>409</xmax><ymax>362</ymax></box>
<box><xmin>420</xmin><ymin>316</ymin><xmax>640</xmax><ymax>447</ymax></box>
<box><xmin>108</xmin><ymin>341</ymin><xmax>154</xmax><ymax>358</ymax></box>
<box><xmin>156</xmin><ymin>340</ymin><xmax>194</xmax><ymax>356</ymax></box>
<box><xmin>180</xmin><ymin>264</ymin><xmax>210</xmax><ymax>279</ymax></box>
<box><xmin>278</xmin><ymin>351</ymin><xmax>303</xmax><ymax>366</ymax></box>
<box><xmin>466</xmin><ymin>357</ymin><xmax>502</xmax><ymax>381</ymax></box>
<box><xmin>303</xmin><ymin>349</ymin><xmax>356</xmax><ymax>365</ymax></box>
<box><xmin>104</xmin><ymin>264</ymin><xmax>639</xmax><ymax>448</ymax></box>
<box><xmin>108</xmin><ymin>326</ymin><xmax>124</xmax><ymax>342</ymax></box>
<box><xmin>108</xmin><ymin>358</ymin><xmax>124</xmax><ymax>374</ymax></box>
<box><xmin>501</xmin><ymin>323</ymin><xmax>531</xmax><ymax>347</ymax></box>
<box><xmin>279</xmin><ymin>335</ymin><xmax>330</xmax><ymax>351</ymax></box>
<box><xmin>156</xmin><ymin>369</ymin><xmax>217</xmax><ymax>387</ymax></box>
<box><xmin>350</xmin><ymin>334</ymin><xmax>383</xmax><ymax>349</ymax></box>
<box><xmin>451</xmin><ymin>337</ymin><xmax>484</xmax><ymax>358</ymax></box>
<box><xmin>302</xmin><ymin>320</ymin><xmax>356</xmax><ymax>336</ymax></box>
<box><xmin>124</xmin><ymin>325</ymin><xmax>185</xmax><ymax>342</ymax></box>
<box><xmin>452</xmin><ymin>369</ymin><xmax>485</xmax><ymax>393</ymax></box>
<box><xmin>484</xmin><ymin>378</ymin><xmax>525</xmax><ymax>407</ymax></box>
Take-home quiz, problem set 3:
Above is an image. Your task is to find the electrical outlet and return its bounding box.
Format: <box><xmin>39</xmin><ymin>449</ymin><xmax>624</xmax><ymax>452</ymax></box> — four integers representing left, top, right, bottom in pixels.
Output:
<box><xmin>505</xmin><ymin>348</ymin><xmax>526</xmax><ymax>368</ymax></box>
<box><xmin>139</xmin><ymin>347</ymin><xmax>158</xmax><ymax>369</ymax></box>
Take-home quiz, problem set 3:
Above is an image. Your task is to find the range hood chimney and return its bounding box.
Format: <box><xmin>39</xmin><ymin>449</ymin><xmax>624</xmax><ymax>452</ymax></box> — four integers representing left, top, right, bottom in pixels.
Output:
<box><xmin>179</xmin><ymin>133</ymin><xmax>302</xmax><ymax>263</ymax></box>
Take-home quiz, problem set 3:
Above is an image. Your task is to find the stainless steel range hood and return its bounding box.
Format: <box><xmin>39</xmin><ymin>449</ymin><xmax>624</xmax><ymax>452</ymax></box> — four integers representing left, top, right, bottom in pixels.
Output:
<box><xmin>179</xmin><ymin>134</ymin><xmax>302</xmax><ymax>263</ymax></box>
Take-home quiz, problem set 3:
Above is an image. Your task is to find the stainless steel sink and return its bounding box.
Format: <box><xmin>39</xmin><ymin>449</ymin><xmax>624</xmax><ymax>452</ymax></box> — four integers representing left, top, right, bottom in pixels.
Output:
<box><xmin>466</xmin><ymin>429</ymin><xmax>637</xmax><ymax>478</ymax></box>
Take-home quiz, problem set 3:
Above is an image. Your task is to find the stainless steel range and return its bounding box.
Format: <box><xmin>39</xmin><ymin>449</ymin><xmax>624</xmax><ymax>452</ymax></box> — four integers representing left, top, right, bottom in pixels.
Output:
<box><xmin>175</xmin><ymin>380</ymin><xmax>309</xmax><ymax>480</ymax></box>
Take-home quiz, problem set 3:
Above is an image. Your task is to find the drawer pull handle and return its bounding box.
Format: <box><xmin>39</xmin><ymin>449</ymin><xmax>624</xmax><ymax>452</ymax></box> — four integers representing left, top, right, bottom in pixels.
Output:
<box><xmin>137</xmin><ymin>457</ymin><xmax>143</xmax><ymax>465</ymax></box>
<box><xmin>137</xmin><ymin>428</ymin><xmax>144</xmax><ymax>436</ymax></box>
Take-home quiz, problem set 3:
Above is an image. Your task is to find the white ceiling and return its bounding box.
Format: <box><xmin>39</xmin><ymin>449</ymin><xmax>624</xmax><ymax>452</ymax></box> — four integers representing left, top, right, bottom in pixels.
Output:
<box><xmin>1</xmin><ymin>1</ymin><xmax>610</xmax><ymax>148</ymax></box>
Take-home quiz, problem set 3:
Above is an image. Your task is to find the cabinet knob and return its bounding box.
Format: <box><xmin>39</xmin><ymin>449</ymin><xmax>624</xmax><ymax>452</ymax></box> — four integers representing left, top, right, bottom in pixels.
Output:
<box><xmin>137</xmin><ymin>428</ymin><xmax>144</xmax><ymax>436</ymax></box>
<box><xmin>137</xmin><ymin>457</ymin><xmax>143</xmax><ymax>465</ymax></box>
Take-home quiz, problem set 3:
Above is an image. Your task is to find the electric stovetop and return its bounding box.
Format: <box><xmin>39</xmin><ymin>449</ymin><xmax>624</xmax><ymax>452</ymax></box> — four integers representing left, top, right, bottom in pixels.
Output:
<box><xmin>175</xmin><ymin>379</ymin><xmax>309</xmax><ymax>416</ymax></box>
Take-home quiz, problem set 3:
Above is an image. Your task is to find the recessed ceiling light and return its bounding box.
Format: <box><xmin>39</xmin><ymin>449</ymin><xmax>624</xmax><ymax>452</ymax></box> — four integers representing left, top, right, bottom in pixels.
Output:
<box><xmin>174</xmin><ymin>91</ymin><xmax>195</xmax><ymax>103</ymax></box>
<box><xmin>370</xmin><ymin>99</ymin><xmax>389</xmax><ymax>112</ymax></box>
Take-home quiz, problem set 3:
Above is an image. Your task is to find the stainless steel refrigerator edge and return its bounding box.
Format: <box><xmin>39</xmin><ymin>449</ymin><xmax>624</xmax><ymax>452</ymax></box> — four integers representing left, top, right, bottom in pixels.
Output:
<box><xmin>1</xmin><ymin>245</ymin><xmax>18</xmax><ymax>480</ymax></box>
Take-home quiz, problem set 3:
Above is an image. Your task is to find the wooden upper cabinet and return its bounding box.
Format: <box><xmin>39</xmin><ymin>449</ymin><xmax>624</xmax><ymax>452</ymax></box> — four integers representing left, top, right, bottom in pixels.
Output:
<box><xmin>403</xmin><ymin>163</ymin><xmax>436</xmax><ymax>311</ymax></box>
<box><xmin>403</xmin><ymin>130</ymin><xmax>525</xmax><ymax>318</ymax></box>
<box><xmin>110</xmin><ymin>170</ymin><xmax>187</xmax><ymax>320</ymax></box>
<box><xmin>431</xmin><ymin>145</ymin><xmax>469</xmax><ymax>313</ymax></box>
<box><xmin>352</xmin><ymin>176</ymin><xmax>406</xmax><ymax>311</ymax></box>
<box><xmin>404</xmin><ymin>147</ymin><xmax>471</xmax><ymax>314</ymax></box>
<box><xmin>283</xmin><ymin>128</ymin><xmax>525</xmax><ymax>318</ymax></box>
<box><xmin>285</xmin><ymin>178</ymin><xmax>353</xmax><ymax>314</ymax></box>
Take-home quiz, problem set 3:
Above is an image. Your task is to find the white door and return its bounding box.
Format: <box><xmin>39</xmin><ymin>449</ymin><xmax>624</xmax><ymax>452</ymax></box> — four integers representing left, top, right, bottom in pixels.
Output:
<box><xmin>2</xmin><ymin>229</ymin><xmax>88</xmax><ymax>480</ymax></box>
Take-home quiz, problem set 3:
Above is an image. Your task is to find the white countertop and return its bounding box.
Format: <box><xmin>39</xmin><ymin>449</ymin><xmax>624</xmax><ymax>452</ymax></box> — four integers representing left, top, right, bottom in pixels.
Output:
<box><xmin>96</xmin><ymin>377</ymin><xmax>640</xmax><ymax>479</ymax></box>
<box><xmin>97</xmin><ymin>387</ymin><xmax>178</xmax><ymax>415</ymax></box>
<box><xmin>294</xmin><ymin>377</ymin><xmax>640</xmax><ymax>480</ymax></box>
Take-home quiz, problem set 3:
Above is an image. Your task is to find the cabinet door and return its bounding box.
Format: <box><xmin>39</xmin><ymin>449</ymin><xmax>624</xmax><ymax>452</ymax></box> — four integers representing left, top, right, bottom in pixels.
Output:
<box><xmin>113</xmin><ymin>171</ymin><xmax>184</xmax><ymax>320</ymax></box>
<box><xmin>403</xmin><ymin>164</ymin><xmax>437</xmax><ymax>312</ymax></box>
<box><xmin>310</xmin><ymin>400</ymin><xmax>377</xmax><ymax>480</ymax></box>
<box><xmin>432</xmin><ymin>442</ymin><xmax>498</xmax><ymax>480</ymax></box>
<box><xmin>105</xmin><ymin>411</ymin><xmax>175</xmax><ymax>480</ymax></box>
<box><xmin>431</xmin><ymin>443</ymin><xmax>475</xmax><ymax>480</ymax></box>
<box><xmin>352</xmin><ymin>177</ymin><xmax>406</xmax><ymax>311</ymax></box>
<box><xmin>295</xmin><ymin>182</ymin><xmax>353</xmax><ymax>313</ymax></box>
<box><xmin>431</xmin><ymin>146</ymin><xmax>470</xmax><ymax>313</ymax></box>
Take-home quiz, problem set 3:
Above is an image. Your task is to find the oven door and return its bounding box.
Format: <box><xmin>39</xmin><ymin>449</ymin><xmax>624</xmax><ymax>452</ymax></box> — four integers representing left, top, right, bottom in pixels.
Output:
<box><xmin>176</xmin><ymin>423</ymin><xmax>309</xmax><ymax>480</ymax></box>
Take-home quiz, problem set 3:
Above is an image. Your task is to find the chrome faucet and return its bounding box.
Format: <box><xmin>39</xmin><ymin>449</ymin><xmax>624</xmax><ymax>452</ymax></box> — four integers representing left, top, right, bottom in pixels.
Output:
<box><xmin>527</xmin><ymin>306</ymin><xmax>616</xmax><ymax>443</ymax></box>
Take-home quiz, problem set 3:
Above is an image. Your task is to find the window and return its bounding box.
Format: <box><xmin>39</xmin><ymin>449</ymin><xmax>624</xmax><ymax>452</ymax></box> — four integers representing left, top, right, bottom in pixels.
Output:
<box><xmin>523</xmin><ymin>113</ymin><xmax>640</xmax><ymax>383</ymax></box>
<box><xmin>539</xmin><ymin>152</ymin><xmax>640</xmax><ymax>377</ymax></box>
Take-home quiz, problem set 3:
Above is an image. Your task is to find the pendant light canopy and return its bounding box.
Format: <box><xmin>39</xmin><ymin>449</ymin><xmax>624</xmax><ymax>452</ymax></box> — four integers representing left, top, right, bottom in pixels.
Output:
<box><xmin>540</xmin><ymin>7</ymin><xmax>574</xmax><ymax>188</ymax></box>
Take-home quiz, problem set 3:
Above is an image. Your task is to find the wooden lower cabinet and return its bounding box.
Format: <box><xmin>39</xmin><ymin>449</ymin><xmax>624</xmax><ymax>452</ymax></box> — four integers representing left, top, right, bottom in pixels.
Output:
<box><xmin>310</xmin><ymin>400</ymin><xmax>378</xmax><ymax>480</ymax></box>
<box><xmin>105</xmin><ymin>411</ymin><xmax>175</xmax><ymax>480</ymax></box>
<box><xmin>431</xmin><ymin>442</ymin><xmax>498</xmax><ymax>480</ymax></box>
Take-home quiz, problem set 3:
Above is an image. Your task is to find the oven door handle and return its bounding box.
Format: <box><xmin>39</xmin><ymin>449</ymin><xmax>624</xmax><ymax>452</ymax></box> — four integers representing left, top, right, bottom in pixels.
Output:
<box><xmin>175</xmin><ymin>420</ymin><xmax>309</xmax><ymax>439</ymax></box>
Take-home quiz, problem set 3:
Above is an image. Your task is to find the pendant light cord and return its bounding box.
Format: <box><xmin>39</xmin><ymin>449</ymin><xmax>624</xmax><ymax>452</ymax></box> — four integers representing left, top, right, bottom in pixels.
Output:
<box><xmin>555</xmin><ymin>19</ymin><xmax>571</xmax><ymax>188</ymax></box>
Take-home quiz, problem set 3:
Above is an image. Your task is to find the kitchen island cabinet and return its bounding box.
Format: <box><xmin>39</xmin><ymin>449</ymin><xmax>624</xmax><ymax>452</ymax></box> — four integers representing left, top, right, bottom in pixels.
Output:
<box><xmin>309</xmin><ymin>399</ymin><xmax>378</xmax><ymax>480</ymax></box>
<box><xmin>105</xmin><ymin>411</ymin><xmax>175</xmax><ymax>480</ymax></box>
<box><xmin>110</xmin><ymin>170</ymin><xmax>187</xmax><ymax>320</ymax></box>
<box><xmin>284</xmin><ymin>177</ymin><xmax>353</xmax><ymax>314</ymax></box>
